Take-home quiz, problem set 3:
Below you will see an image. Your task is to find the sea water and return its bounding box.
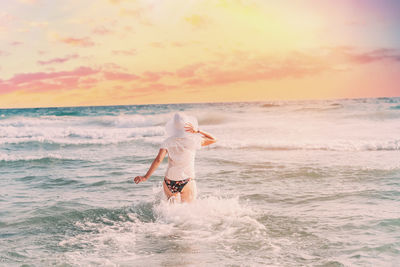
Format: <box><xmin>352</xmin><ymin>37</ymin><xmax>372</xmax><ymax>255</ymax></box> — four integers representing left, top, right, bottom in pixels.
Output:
<box><xmin>0</xmin><ymin>98</ymin><xmax>399</xmax><ymax>266</ymax></box>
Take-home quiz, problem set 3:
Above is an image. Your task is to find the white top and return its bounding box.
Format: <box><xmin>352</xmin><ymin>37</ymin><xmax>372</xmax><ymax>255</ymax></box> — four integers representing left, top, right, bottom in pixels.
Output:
<box><xmin>160</xmin><ymin>134</ymin><xmax>202</xmax><ymax>181</ymax></box>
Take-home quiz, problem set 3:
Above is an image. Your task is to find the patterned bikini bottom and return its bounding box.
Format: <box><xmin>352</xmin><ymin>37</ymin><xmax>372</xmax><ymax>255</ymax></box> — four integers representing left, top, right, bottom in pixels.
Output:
<box><xmin>164</xmin><ymin>177</ymin><xmax>191</xmax><ymax>194</ymax></box>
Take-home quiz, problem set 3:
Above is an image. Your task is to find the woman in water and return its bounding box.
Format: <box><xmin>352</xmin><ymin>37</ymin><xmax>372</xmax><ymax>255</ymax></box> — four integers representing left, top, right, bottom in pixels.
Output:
<box><xmin>134</xmin><ymin>112</ymin><xmax>217</xmax><ymax>202</ymax></box>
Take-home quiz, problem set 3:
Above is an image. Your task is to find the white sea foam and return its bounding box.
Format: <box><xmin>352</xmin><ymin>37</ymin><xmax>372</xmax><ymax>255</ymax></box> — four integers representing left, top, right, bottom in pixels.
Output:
<box><xmin>58</xmin><ymin>194</ymin><xmax>268</xmax><ymax>266</ymax></box>
<box><xmin>213</xmin><ymin>138</ymin><xmax>400</xmax><ymax>151</ymax></box>
<box><xmin>1</xmin><ymin>109</ymin><xmax>399</xmax><ymax>152</ymax></box>
<box><xmin>0</xmin><ymin>152</ymin><xmax>83</xmax><ymax>162</ymax></box>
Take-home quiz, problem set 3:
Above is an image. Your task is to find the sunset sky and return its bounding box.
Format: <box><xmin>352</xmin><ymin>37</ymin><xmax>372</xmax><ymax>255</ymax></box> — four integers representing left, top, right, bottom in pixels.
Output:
<box><xmin>0</xmin><ymin>0</ymin><xmax>400</xmax><ymax>108</ymax></box>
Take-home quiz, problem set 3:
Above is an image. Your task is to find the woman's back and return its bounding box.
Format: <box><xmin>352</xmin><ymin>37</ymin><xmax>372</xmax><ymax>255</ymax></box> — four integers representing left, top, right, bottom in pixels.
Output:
<box><xmin>160</xmin><ymin>135</ymin><xmax>202</xmax><ymax>181</ymax></box>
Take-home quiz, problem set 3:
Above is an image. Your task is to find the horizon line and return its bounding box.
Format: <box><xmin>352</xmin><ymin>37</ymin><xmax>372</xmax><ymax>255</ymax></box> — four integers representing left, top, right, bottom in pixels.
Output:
<box><xmin>1</xmin><ymin>95</ymin><xmax>399</xmax><ymax>111</ymax></box>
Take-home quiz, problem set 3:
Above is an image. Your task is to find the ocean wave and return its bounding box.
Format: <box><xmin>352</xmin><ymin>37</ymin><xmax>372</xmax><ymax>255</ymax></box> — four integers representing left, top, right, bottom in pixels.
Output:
<box><xmin>196</xmin><ymin>111</ymin><xmax>232</xmax><ymax>125</ymax></box>
<box><xmin>261</xmin><ymin>103</ymin><xmax>281</xmax><ymax>108</ymax></box>
<box><xmin>51</xmin><ymin>110</ymin><xmax>83</xmax><ymax>116</ymax></box>
<box><xmin>0</xmin><ymin>125</ymin><xmax>165</xmax><ymax>144</ymax></box>
<box><xmin>259</xmin><ymin>101</ymin><xmax>344</xmax><ymax>111</ymax></box>
<box><xmin>377</xmin><ymin>97</ymin><xmax>400</xmax><ymax>103</ymax></box>
<box><xmin>390</xmin><ymin>105</ymin><xmax>400</xmax><ymax>110</ymax></box>
<box><xmin>0</xmin><ymin>137</ymin><xmax>135</xmax><ymax>147</ymax></box>
<box><xmin>0</xmin><ymin>153</ymin><xmax>90</xmax><ymax>163</ymax></box>
<box><xmin>294</xmin><ymin>105</ymin><xmax>343</xmax><ymax>112</ymax></box>
<box><xmin>14</xmin><ymin>109</ymin><xmax>236</xmax><ymax>128</ymax></box>
<box><xmin>87</xmin><ymin>114</ymin><xmax>167</xmax><ymax>128</ymax></box>
<box><xmin>213</xmin><ymin>139</ymin><xmax>400</xmax><ymax>151</ymax></box>
<box><xmin>343</xmin><ymin>111</ymin><xmax>400</xmax><ymax>120</ymax></box>
<box><xmin>0</xmin><ymin>114</ymin><xmax>167</xmax><ymax>128</ymax></box>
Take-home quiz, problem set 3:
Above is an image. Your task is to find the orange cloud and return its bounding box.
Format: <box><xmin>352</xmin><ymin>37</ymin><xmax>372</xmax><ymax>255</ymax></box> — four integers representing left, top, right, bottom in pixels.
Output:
<box><xmin>149</xmin><ymin>42</ymin><xmax>164</xmax><ymax>48</ymax></box>
<box><xmin>37</xmin><ymin>54</ymin><xmax>79</xmax><ymax>65</ymax></box>
<box><xmin>112</xmin><ymin>49</ymin><xmax>136</xmax><ymax>56</ymax></box>
<box><xmin>178</xmin><ymin>47</ymin><xmax>400</xmax><ymax>88</ymax></box>
<box><xmin>57</xmin><ymin>36</ymin><xmax>95</xmax><ymax>47</ymax></box>
<box><xmin>92</xmin><ymin>26</ymin><xmax>113</xmax><ymax>35</ymax></box>
<box><xmin>2</xmin><ymin>46</ymin><xmax>399</xmax><ymax>102</ymax></box>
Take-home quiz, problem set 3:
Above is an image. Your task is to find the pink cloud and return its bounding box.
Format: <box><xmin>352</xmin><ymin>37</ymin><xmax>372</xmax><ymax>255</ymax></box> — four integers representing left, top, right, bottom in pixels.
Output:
<box><xmin>0</xmin><ymin>66</ymin><xmax>100</xmax><ymax>94</ymax></box>
<box><xmin>81</xmin><ymin>77</ymin><xmax>98</xmax><ymax>84</ymax></box>
<box><xmin>80</xmin><ymin>77</ymin><xmax>99</xmax><ymax>89</ymax></box>
<box><xmin>184</xmin><ymin>78</ymin><xmax>204</xmax><ymax>86</ymax></box>
<box><xmin>176</xmin><ymin>63</ymin><xmax>204</xmax><ymax>78</ymax></box>
<box><xmin>329</xmin><ymin>47</ymin><xmax>400</xmax><ymax>64</ymax></box>
<box><xmin>92</xmin><ymin>26</ymin><xmax>113</xmax><ymax>35</ymax></box>
<box><xmin>112</xmin><ymin>49</ymin><xmax>136</xmax><ymax>56</ymax></box>
<box><xmin>54</xmin><ymin>76</ymin><xmax>79</xmax><ymax>88</ymax></box>
<box><xmin>0</xmin><ymin>80</ymin><xmax>14</xmax><ymax>94</ymax></box>
<box><xmin>10</xmin><ymin>67</ymin><xmax>97</xmax><ymax>85</ymax></box>
<box><xmin>37</xmin><ymin>54</ymin><xmax>79</xmax><ymax>65</ymax></box>
<box><xmin>102</xmin><ymin>62</ymin><xmax>128</xmax><ymax>71</ymax></box>
<box><xmin>141</xmin><ymin>71</ymin><xmax>172</xmax><ymax>82</ymax></box>
<box><xmin>24</xmin><ymin>81</ymin><xmax>67</xmax><ymax>92</ymax></box>
<box><xmin>183</xmin><ymin>60</ymin><xmax>326</xmax><ymax>87</ymax></box>
<box><xmin>103</xmin><ymin>71</ymin><xmax>138</xmax><ymax>81</ymax></box>
<box><xmin>58</xmin><ymin>36</ymin><xmax>95</xmax><ymax>47</ymax></box>
<box><xmin>10</xmin><ymin>41</ymin><xmax>23</xmax><ymax>46</ymax></box>
<box><xmin>3</xmin><ymin>46</ymin><xmax>398</xmax><ymax>99</ymax></box>
<box><xmin>19</xmin><ymin>80</ymin><xmax>74</xmax><ymax>93</ymax></box>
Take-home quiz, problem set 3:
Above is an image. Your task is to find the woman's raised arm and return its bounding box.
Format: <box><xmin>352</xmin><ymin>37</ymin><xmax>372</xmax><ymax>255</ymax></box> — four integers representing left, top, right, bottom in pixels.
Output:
<box><xmin>198</xmin><ymin>129</ymin><xmax>217</xmax><ymax>146</ymax></box>
<box><xmin>184</xmin><ymin>123</ymin><xmax>217</xmax><ymax>147</ymax></box>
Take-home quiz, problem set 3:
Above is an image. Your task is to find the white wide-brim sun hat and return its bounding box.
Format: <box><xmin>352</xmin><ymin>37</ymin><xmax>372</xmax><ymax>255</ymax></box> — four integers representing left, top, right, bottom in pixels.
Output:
<box><xmin>165</xmin><ymin>112</ymin><xmax>199</xmax><ymax>138</ymax></box>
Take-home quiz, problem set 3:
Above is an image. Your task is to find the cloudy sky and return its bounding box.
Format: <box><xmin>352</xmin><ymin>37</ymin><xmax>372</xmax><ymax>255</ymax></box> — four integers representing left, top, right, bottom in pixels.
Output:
<box><xmin>0</xmin><ymin>0</ymin><xmax>399</xmax><ymax>108</ymax></box>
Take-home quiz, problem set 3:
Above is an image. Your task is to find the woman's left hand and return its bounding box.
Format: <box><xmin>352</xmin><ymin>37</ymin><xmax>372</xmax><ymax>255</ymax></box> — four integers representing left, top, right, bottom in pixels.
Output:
<box><xmin>184</xmin><ymin>122</ymin><xmax>196</xmax><ymax>133</ymax></box>
<box><xmin>134</xmin><ymin>176</ymin><xmax>146</xmax><ymax>184</ymax></box>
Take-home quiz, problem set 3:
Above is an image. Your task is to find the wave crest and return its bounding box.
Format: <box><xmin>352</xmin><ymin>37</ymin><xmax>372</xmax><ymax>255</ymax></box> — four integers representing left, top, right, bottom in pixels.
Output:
<box><xmin>214</xmin><ymin>139</ymin><xmax>400</xmax><ymax>151</ymax></box>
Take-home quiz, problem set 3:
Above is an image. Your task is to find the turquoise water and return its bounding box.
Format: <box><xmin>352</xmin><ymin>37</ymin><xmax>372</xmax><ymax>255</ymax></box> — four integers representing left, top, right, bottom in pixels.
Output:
<box><xmin>1</xmin><ymin>98</ymin><xmax>399</xmax><ymax>266</ymax></box>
